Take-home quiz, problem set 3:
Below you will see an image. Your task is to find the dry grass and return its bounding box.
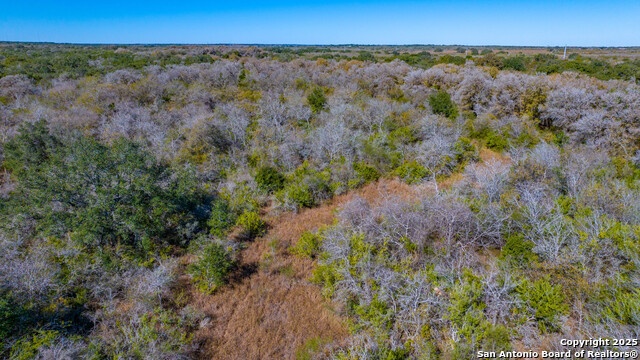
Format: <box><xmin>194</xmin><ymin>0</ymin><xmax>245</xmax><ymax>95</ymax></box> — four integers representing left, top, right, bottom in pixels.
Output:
<box><xmin>184</xmin><ymin>179</ymin><xmax>414</xmax><ymax>360</ymax></box>
<box><xmin>478</xmin><ymin>146</ymin><xmax>511</xmax><ymax>165</ymax></box>
<box><xmin>439</xmin><ymin>172</ymin><xmax>465</xmax><ymax>190</ymax></box>
<box><xmin>191</xmin><ymin>271</ymin><xmax>345</xmax><ymax>360</ymax></box>
<box><xmin>183</xmin><ymin>161</ymin><xmax>509</xmax><ymax>359</ymax></box>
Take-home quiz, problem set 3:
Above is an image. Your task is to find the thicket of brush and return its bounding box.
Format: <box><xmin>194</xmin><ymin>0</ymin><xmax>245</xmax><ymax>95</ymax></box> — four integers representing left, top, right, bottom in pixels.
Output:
<box><xmin>1</xmin><ymin>45</ymin><xmax>639</xmax><ymax>359</ymax></box>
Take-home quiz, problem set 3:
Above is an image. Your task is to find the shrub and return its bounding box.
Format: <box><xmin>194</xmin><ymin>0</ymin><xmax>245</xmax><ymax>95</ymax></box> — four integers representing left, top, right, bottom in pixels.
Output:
<box><xmin>255</xmin><ymin>166</ymin><xmax>286</xmax><ymax>193</ymax></box>
<box><xmin>220</xmin><ymin>183</ymin><xmax>262</xmax><ymax>215</ymax></box>
<box><xmin>179</xmin><ymin>121</ymin><xmax>230</xmax><ymax>164</ymax></box>
<box><xmin>429</xmin><ymin>90</ymin><xmax>458</xmax><ymax>119</ymax></box>
<box><xmin>296</xmin><ymin>337</ymin><xmax>332</xmax><ymax>360</ymax></box>
<box><xmin>552</xmin><ymin>130</ymin><xmax>569</xmax><ymax>148</ymax></box>
<box><xmin>477</xmin><ymin>323</ymin><xmax>512</xmax><ymax>352</ymax></box>
<box><xmin>307</xmin><ymin>87</ymin><xmax>327</xmax><ymax>113</ymax></box>
<box><xmin>236</xmin><ymin>210</ymin><xmax>266</xmax><ymax>238</ymax></box>
<box><xmin>484</xmin><ymin>130</ymin><xmax>509</xmax><ymax>151</ymax></box>
<box><xmin>388</xmin><ymin>125</ymin><xmax>418</xmax><ymax>144</ymax></box>
<box><xmin>189</xmin><ymin>243</ymin><xmax>235</xmax><ymax>293</ymax></box>
<box><xmin>294</xmin><ymin>78</ymin><xmax>308</xmax><ymax>90</ymax></box>
<box><xmin>291</xmin><ymin>231</ymin><xmax>322</xmax><ymax>258</ymax></box>
<box><xmin>238</xmin><ymin>68</ymin><xmax>249</xmax><ymax>87</ymax></box>
<box><xmin>600</xmin><ymin>287</ymin><xmax>640</xmax><ymax>325</ymax></box>
<box><xmin>276</xmin><ymin>163</ymin><xmax>331</xmax><ymax>211</ymax></box>
<box><xmin>394</xmin><ymin>160</ymin><xmax>428</xmax><ymax>184</ymax></box>
<box><xmin>354</xmin><ymin>298</ymin><xmax>392</xmax><ymax>331</ymax></box>
<box><xmin>447</xmin><ymin>270</ymin><xmax>485</xmax><ymax>332</ymax></box>
<box><xmin>479</xmin><ymin>53</ymin><xmax>503</xmax><ymax>68</ymax></box>
<box><xmin>517</xmin><ymin>276</ymin><xmax>568</xmax><ymax>332</ymax></box>
<box><xmin>208</xmin><ymin>198</ymin><xmax>236</xmax><ymax>238</ymax></box>
<box><xmin>311</xmin><ymin>263</ymin><xmax>340</xmax><ymax>298</ymax></box>
<box><xmin>501</xmin><ymin>234</ymin><xmax>537</xmax><ymax>265</ymax></box>
<box><xmin>0</xmin><ymin>292</ymin><xmax>22</xmax><ymax>341</ymax></box>
<box><xmin>279</xmin><ymin>183</ymin><xmax>316</xmax><ymax>209</ymax></box>
<box><xmin>375</xmin><ymin>346</ymin><xmax>412</xmax><ymax>360</ymax></box>
<box><xmin>451</xmin><ymin>137</ymin><xmax>479</xmax><ymax>169</ymax></box>
<box><xmin>10</xmin><ymin>330</ymin><xmax>60</xmax><ymax>360</ymax></box>
<box><xmin>468</xmin><ymin>121</ymin><xmax>509</xmax><ymax>151</ymax></box>
<box><xmin>446</xmin><ymin>270</ymin><xmax>513</xmax><ymax>357</ymax></box>
<box><xmin>90</xmin><ymin>308</ymin><xmax>194</xmax><ymax>358</ymax></box>
<box><xmin>447</xmin><ymin>270</ymin><xmax>513</xmax><ymax>357</ymax></box>
<box><xmin>361</xmin><ymin>133</ymin><xmax>403</xmax><ymax>172</ymax></box>
<box><xmin>353</xmin><ymin>161</ymin><xmax>380</xmax><ymax>183</ymax></box>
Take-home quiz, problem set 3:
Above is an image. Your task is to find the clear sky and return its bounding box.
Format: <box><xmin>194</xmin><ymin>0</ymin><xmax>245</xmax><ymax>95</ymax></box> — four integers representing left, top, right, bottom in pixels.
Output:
<box><xmin>0</xmin><ymin>0</ymin><xmax>638</xmax><ymax>46</ymax></box>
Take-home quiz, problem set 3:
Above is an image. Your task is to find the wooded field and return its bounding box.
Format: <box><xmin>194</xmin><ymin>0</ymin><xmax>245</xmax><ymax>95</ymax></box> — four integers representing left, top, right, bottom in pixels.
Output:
<box><xmin>0</xmin><ymin>44</ymin><xmax>639</xmax><ymax>359</ymax></box>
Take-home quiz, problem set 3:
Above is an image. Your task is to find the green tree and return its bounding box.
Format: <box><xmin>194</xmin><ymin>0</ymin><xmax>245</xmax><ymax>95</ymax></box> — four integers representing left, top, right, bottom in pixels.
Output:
<box><xmin>517</xmin><ymin>276</ymin><xmax>568</xmax><ymax>332</ymax></box>
<box><xmin>356</xmin><ymin>51</ymin><xmax>376</xmax><ymax>62</ymax></box>
<box><xmin>502</xmin><ymin>56</ymin><xmax>526</xmax><ymax>71</ymax></box>
<box><xmin>189</xmin><ymin>243</ymin><xmax>235</xmax><ymax>293</ymax></box>
<box><xmin>236</xmin><ymin>210</ymin><xmax>266</xmax><ymax>239</ymax></box>
<box><xmin>291</xmin><ymin>231</ymin><xmax>322</xmax><ymax>258</ymax></box>
<box><xmin>307</xmin><ymin>87</ymin><xmax>327</xmax><ymax>113</ymax></box>
<box><xmin>3</xmin><ymin>120</ymin><xmax>204</xmax><ymax>252</ymax></box>
<box><xmin>255</xmin><ymin>166</ymin><xmax>286</xmax><ymax>193</ymax></box>
<box><xmin>428</xmin><ymin>90</ymin><xmax>458</xmax><ymax>119</ymax></box>
<box><xmin>0</xmin><ymin>292</ymin><xmax>22</xmax><ymax>341</ymax></box>
<box><xmin>208</xmin><ymin>198</ymin><xmax>236</xmax><ymax>238</ymax></box>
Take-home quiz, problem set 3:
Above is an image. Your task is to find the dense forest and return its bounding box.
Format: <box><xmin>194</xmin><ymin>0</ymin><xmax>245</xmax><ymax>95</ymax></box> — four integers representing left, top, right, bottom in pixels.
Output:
<box><xmin>0</xmin><ymin>44</ymin><xmax>639</xmax><ymax>359</ymax></box>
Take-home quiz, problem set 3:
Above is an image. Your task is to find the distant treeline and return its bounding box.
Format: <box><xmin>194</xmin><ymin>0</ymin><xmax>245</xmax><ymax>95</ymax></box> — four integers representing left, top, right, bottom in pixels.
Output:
<box><xmin>1</xmin><ymin>44</ymin><xmax>639</xmax><ymax>83</ymax></box>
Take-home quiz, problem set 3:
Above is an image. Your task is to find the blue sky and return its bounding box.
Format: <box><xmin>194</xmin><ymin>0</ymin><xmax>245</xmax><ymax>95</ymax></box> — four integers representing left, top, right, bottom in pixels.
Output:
<box><xmin>0</xmin><ymin>1</ymin><xmax>638</xmax><ymax>46</ymax></box>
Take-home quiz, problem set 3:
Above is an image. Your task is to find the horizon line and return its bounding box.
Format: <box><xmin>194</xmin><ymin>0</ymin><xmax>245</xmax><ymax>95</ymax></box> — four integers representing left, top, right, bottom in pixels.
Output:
<box><xmin>1</xmin><ymin>41</ymin><xmax>638</xmax><ymax>48</ymax></box>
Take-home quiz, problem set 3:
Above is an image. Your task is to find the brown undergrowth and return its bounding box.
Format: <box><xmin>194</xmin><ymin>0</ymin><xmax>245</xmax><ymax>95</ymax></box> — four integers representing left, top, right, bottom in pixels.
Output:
<box><xmin>181</xmin><ymin>151</ymin><xmax>506</xmax><ymax>359</ymax></box>
<box><xmin>181</xmin><ymin>179</ymin><xmax>414</xmax><ymax>360</ymax></box>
